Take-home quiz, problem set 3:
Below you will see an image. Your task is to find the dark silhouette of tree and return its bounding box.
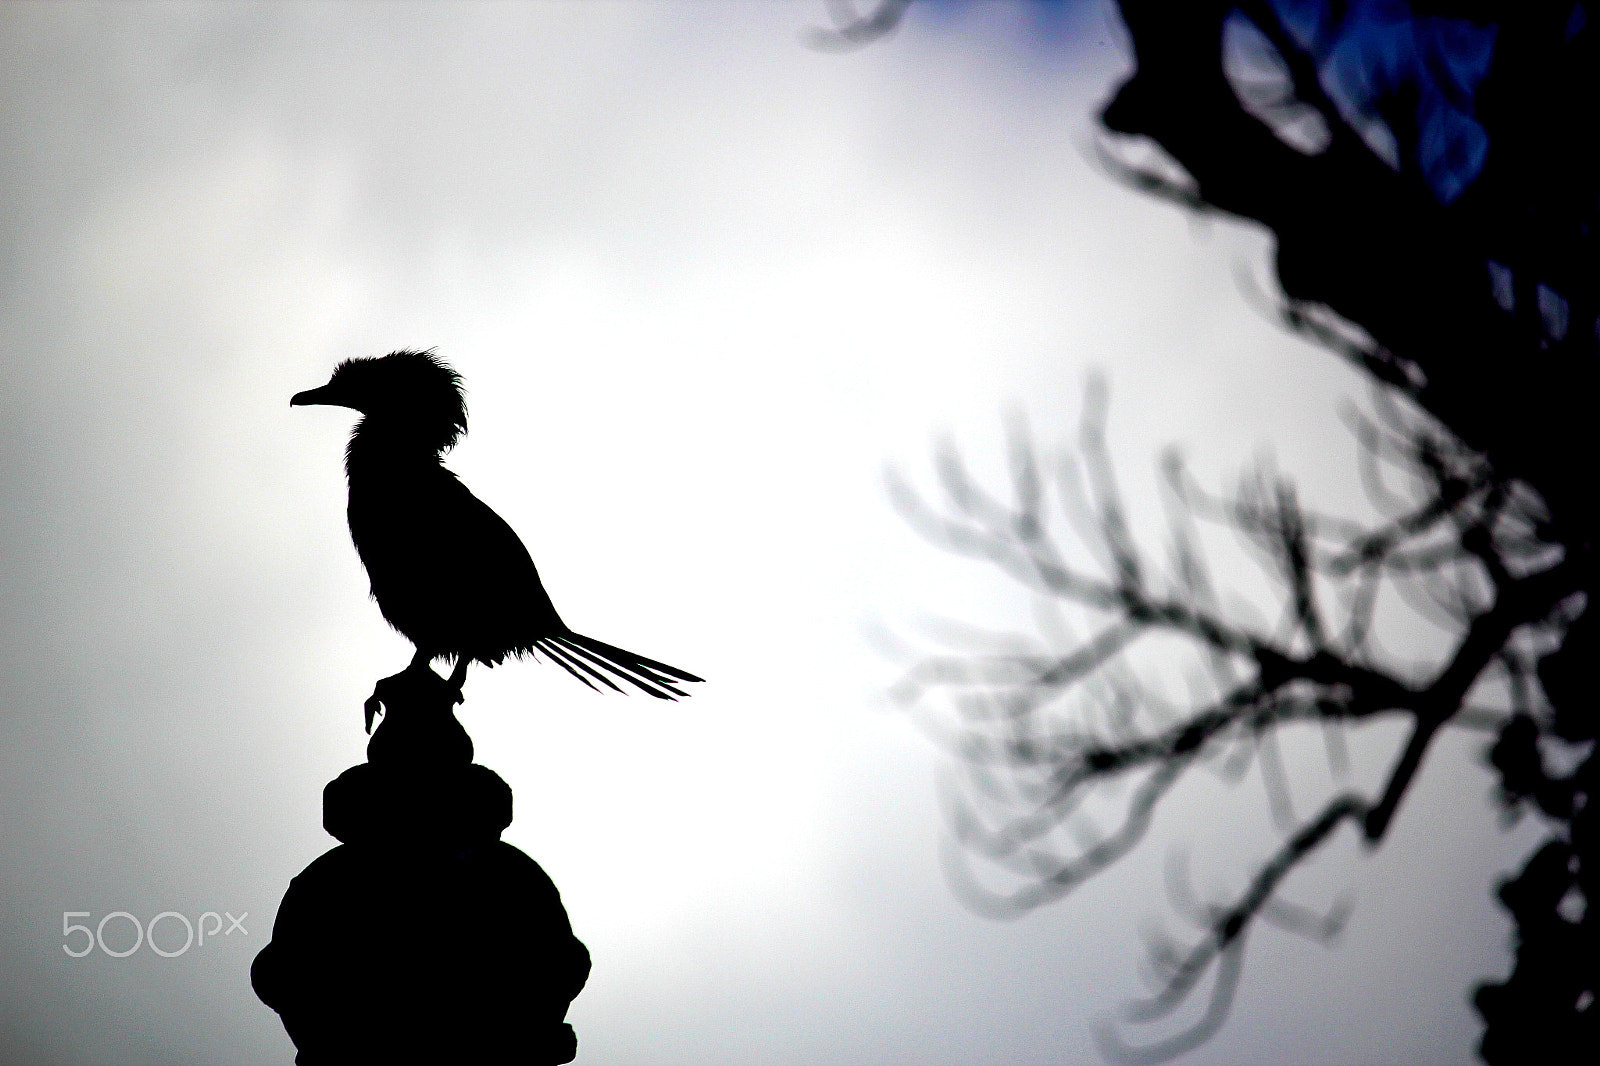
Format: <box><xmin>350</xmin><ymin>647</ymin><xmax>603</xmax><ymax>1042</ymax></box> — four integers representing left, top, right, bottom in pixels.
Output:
<box><xmin>825</xmin><ymin>0</ymin><xmax>1597</xmax><ymax>1060</ymax></box>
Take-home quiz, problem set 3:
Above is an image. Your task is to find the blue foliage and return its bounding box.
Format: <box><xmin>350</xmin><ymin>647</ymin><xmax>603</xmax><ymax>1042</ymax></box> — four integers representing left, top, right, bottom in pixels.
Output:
<box><xmin>1276</xmin><ymin>0</ymin><xmax>1497</xmax><ymax>202</ymax></box>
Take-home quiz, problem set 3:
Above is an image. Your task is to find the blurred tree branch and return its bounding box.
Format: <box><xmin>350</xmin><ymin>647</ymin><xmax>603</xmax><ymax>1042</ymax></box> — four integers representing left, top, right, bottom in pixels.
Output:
<box><xmin>890</xmin><ymin>382</ymin><xmax>1579</xmax><ymax>1057</ymax></box>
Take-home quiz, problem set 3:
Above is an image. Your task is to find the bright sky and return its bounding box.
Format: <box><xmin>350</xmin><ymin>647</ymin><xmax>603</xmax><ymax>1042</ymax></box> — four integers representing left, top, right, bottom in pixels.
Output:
<box><xmin>0</xmin><ymin>3</ymin><xmax>1545</xmax><ymax>1063</ymax></box>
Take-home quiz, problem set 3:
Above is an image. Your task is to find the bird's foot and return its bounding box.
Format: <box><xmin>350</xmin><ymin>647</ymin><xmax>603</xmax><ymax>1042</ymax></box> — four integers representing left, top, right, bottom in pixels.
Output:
<box><xmin>362</xmin><ymin>661</ymin><xmax>476</xmax><ymax>767</ymax></box>
<box><xmin>363</xmin><ymin>692</ymin><xmax>384</xmax><ymax>734</ymax></box>
<box><xmin>447</xmin><ymin>657</ymin><xmax>470</xmax><ymax>704</ymax></box>
<box><xmin>364</xmin><ymin>664</ymin><xmax>426</xmax><ymax>733</ymax></box>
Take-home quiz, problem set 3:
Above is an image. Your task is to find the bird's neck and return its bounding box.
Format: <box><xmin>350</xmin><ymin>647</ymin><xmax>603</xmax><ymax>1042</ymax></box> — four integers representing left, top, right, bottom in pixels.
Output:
<box><xmin>344</xmin><ymin>418</ymin><xmax>447</xmax><ymax>480</ymax></box>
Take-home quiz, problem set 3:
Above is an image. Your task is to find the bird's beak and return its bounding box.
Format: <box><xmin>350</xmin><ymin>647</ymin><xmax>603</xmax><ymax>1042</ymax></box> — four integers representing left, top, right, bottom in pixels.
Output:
<box><xmin>291</xmin><ymin>383</ymin><xmax>343</xmax><ymax>408</ymax></box>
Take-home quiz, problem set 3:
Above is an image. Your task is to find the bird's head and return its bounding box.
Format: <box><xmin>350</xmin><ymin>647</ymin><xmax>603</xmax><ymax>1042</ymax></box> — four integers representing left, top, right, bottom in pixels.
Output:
<box><xmin>292</xmin><ymin>349</ymin><xmax>468</xmax><ymax>453</ymax></box>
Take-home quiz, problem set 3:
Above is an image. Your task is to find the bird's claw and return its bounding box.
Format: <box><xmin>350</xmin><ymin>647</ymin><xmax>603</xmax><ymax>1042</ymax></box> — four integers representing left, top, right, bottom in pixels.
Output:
<box><xmin>363</xmin><ymin>693</ymin><xmax>384</xmax><ymax>734</ymax></box>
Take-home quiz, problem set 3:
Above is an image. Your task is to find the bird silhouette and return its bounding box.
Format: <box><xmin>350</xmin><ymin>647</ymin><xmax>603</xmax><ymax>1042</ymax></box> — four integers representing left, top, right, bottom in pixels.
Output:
<box><xmin>293</xmin><ymin>350</ymin><xmax>701</xmax><ymax>723</ymax></box>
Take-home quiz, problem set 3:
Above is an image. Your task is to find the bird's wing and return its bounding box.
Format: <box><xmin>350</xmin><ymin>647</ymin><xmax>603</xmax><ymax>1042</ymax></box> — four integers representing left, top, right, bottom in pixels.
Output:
<box><xmin>351</xmin><ymin>463</ymin><xmax>563</xmax><ymax>661</ymax></box>
<box><xmin>351</xmin><ymin>461</ymin><xmax>701</xmax><ymax>693</ymax></box>
<box><xmin>437</xmin><ymin>476</ymin><xmax>703</xmax><ymax>694</ymax></box>
<box><xmin>438</xmin><ymin>471</ymin><xmax>567</xmax><ymax>656</ymax></box>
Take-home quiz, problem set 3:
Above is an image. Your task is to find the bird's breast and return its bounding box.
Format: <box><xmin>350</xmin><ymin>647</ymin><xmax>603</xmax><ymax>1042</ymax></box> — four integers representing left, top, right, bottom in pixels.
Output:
<box><xmin>346</xmin><ymin>466</ymin><xmax>451</xmax><ymax>566</ymax></box>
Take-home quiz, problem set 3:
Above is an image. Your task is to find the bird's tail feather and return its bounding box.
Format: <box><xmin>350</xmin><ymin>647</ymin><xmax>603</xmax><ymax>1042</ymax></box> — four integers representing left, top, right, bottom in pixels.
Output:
<box><xmin>532</xmin><ymin>633</ymin><xmax>702</xmax><ymax>700</ymax></box>
<box><xmin>532</xmin><ymin>639</ymin><xmax>622</xmax><ymax>694</ymax></box>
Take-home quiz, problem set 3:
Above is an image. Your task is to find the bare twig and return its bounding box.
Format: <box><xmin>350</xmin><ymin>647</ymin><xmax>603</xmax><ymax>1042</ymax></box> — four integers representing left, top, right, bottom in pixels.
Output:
<box><xmin>890</xmin><ymin>383</ymin><xmax>1570</xmax><ymax>1057</ymax></box>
